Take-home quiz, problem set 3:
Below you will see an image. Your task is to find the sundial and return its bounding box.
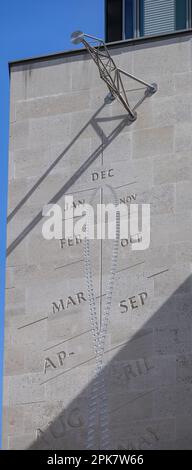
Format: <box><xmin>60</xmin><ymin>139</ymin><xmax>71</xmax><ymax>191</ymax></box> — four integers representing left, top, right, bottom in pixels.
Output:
<box><xmin>4</xmin><ymin>31</ymin><xmax>183</xmax><ymax>451</ymax></box>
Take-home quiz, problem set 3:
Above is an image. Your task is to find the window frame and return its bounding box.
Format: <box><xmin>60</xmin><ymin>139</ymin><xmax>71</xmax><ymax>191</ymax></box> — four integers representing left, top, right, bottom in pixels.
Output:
<box><xmin>125</xmin><ymin>0</ymin><xmax>191</xmax><ymax>39</ymax></box>
<box><xmin>105</xmin><ymin>0</ymin><xmax>192</xmax><ymax>42</ymax></box>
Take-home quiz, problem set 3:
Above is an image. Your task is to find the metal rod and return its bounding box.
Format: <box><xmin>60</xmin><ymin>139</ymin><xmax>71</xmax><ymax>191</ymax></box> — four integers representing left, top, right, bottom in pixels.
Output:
<box><xmin>117</xmin><ymin>67</ymin><xmax>156</xmax><ymax>91</ymax></box>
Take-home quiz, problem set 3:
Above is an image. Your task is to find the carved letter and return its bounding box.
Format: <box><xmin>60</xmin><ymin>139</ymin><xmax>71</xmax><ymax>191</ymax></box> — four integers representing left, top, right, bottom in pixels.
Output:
<box><xmin>66</xmin><ymin>296</ymin><xmax>76</xmax><ymax>309</ymax></box>
<box><xmin>77</xmin><ymin>292</ymin><xmax>86</xmax><ymax>304</ymax></box>
<box><xmin>108</xmin><ymin>168</ymin><xmax>114</xmax><ymax>177</ymax></box>
<box><xmin>76</xmin><ymin>236</ymin><xmax>82</xmax><ymax>245</ymax></box>
<box><xmin>68</xmin><ymin>238</ymin><xmax>74</xmax><ymax>247</ymax></box>
<box><xmin>92</xmin><ymin>172</ymin><xmax>98</xmax><ymax>181</ymax></box>
<box><xmin>101</xmin><ymin>170</ymin><xmax>106</xmax><ymax>179</ymax></box>
<box><xmin>57</xmin><ymin>351</ymin><xmax>66</xmax><ymax>366</ymax></box>
<box><xmin>50</xmin><ymin>417</ymin><xmax>66</xmax><ymax>438</ymax></box>
<box><xmin>123</xmin><ymin>364</ymin><xmax>137</xmax><ymax>380</ymax></box>
<box><xmin>44</xmin><ymin>358</ymin><xmax>57</xmax><ymax>374</ymax></box>
<box><xmin>136</xmin><ymin>359</ymin><xmax>143</xmax><ymax>375</ymax></box>
<box><xmin>60</xmin><ymin>238</ymin><xmax>66</xmax><ymax>249</ymax></box>
<box><xmin>139</xmin><ymin>292</ymin><xmax>148</xmax><ymax>306</ymax></box>
<box><xmin>129</xmin><ymin>296</ymin><xmax>138</xmax><ymax>310</ymax></box>
<box><xmin>36</xmin><ymin>428</ymin><xmax>50</xmax><ymax>447</ymax></box>
<box><xmin>143</xmin><ymin>358</ymin><xmax>154</xmax><ymax>372</ymax></box>
<box><xmin>119</xmin><ymin>300</ymin><xmax>128</xmax><ymax>313</ymax></box>
<box><xmin>52</xmin><ymin>299</ymin><xmax>65</xmax><ymax>314</ymax></box>
<box><xmin>67</xmin><ymin>408</ymin><xmax>84</xmax><ymax>428</ymax></box>
<box><xmin>120</xmin><ymin>197</ymin><xmax>126</xmax><ymax>204</ymax></box>
<box><xmin>147</xmin><ymin>427</ymin><xmax>159</xmax><ymax>442</ymax></box>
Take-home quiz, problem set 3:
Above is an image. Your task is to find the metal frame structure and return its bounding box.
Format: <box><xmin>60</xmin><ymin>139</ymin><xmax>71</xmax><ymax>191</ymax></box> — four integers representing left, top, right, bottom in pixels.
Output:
<box><xmin>71</xmin><ymin>31</ymin><xmax>157</xmax><ymax>122</ymax></box>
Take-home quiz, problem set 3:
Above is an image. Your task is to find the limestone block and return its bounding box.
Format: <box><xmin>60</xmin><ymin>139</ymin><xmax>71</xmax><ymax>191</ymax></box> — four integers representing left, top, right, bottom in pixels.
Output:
<box><xmin>132</xmin><ymin>126</ymin><xmax>174</xmax><ymax>159</ymax></box>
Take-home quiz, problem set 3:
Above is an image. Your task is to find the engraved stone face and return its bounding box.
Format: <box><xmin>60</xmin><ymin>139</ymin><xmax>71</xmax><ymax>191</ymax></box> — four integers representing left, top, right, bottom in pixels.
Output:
<box><xmin>3</xmin><ymin>35</ymin><xmax>192</xmax><ymax>450</ymax></box>
<box><xmin>119</xmin><ymin>292</ymin><xmax>148</xmax><ymax>313</ymax></box>
<box><xmin>91</xmin><ymin>168</ymin><xmax>114</xmax><ymax>181</ymax></box>
<box><xmin>52</xmin><ymin>292</ymin><xmax>87</xmax><ymax>315</ymax></box>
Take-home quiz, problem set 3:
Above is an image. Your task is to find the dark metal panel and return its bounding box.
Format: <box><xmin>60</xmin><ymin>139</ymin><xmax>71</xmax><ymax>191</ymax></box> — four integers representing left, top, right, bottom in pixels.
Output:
<box><xmin>106</xmin><ymin>0</ymin><xmax>123</xmax><ymax>42</ymax></box>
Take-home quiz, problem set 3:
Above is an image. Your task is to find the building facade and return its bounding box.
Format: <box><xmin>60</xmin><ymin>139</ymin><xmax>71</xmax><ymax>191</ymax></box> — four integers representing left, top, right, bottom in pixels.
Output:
<box><xmin>3</xmin><ymin>28</ymin><xmax>192</xmax><ymax>449</ymax></box>
<box><xmin>2</xmin><ymin>2</ymin><xmax>192</xmax><ymax>451</ymax></box>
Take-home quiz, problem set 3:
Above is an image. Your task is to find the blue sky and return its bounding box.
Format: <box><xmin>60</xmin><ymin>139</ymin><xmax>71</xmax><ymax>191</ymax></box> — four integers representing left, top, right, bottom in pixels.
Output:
<box><xmin>0</xmin><ymin>0</ymin><xmax>104</xmax><ymax>447</ymax></box>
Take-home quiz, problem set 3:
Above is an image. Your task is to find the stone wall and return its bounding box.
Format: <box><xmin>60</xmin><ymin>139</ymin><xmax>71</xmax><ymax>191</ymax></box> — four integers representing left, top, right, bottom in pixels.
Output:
<box><xmin>3</xmin><ymin>33</ymin><xmax>192</xmax><ymax>449</ymax></box>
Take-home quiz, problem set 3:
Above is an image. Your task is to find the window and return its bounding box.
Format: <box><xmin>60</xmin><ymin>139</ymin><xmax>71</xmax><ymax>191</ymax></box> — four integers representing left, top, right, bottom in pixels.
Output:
<box><xmin>106</xmin><ymin>0</ymin><xmax>123</xmax><ymax>42</ymax></box>
<box><xmin>139</xmin><ymin>0</ymin><xmax>187</xmax><ymax>37</ymax></box>
<box><xmin>124</xmin><ymin>0</ymin><xmax>134</xmax><ymax>39</ymax></box>
<box><xmin>106</xmin><ymin>0</ymin><xmax>192</xmax><ymax>42</ymax></box>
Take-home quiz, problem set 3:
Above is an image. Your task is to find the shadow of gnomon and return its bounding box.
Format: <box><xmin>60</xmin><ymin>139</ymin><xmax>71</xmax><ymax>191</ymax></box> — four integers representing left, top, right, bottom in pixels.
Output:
<box><xmin>6</xmin><ymin>87</ymin><xmax>148</xmax><ymax>257</ymax></box>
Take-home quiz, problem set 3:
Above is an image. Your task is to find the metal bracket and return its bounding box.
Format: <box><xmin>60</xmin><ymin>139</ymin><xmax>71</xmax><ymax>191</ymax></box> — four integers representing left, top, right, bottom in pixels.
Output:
<box><xmin>71</xmin><ymin>31</ymin><xmax>158</xmax><ymax>122</ymax></box>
